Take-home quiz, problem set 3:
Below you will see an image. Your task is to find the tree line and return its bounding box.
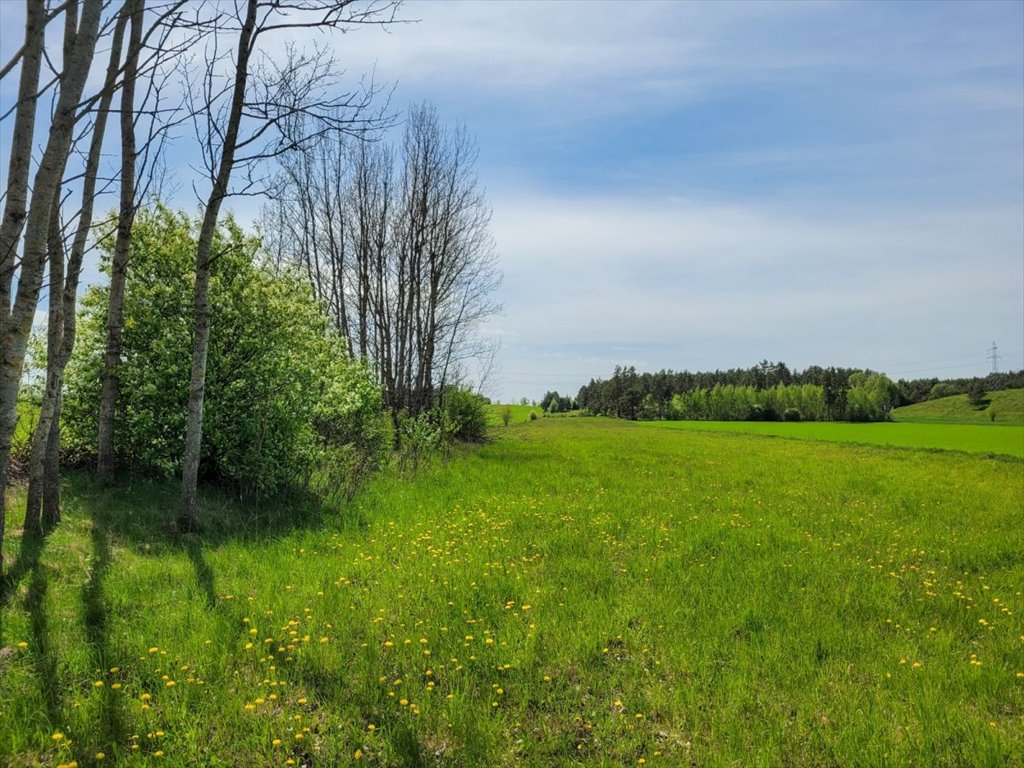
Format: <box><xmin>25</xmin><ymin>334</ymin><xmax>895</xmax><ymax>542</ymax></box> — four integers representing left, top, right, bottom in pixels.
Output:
<box><xmin>1</xmin><ymin>1</ymin><xmax>499</xmax><ymax>581</ymax></box>
<box><xmin>573</xmin><ymin>361</ymin><xmax>1022</xmax><ymax>422</ymax></box>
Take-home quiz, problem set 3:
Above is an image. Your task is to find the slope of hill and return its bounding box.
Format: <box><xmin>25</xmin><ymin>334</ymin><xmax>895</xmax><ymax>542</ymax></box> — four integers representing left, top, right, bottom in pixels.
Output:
<box><xmin>892</xmin><ymin>388</ymin><xmax>1024</xmax><ymax>425</ymax></box>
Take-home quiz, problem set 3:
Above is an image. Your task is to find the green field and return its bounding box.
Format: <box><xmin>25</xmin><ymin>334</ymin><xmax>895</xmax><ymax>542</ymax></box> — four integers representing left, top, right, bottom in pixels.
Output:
<box><xmin>893</xmin><ymin>389</ymin><xmax>1024</xmax><ymax>426</ymax></box>
<box><xmin>486</xmin><ymin>404</ymin><xmax>540</xmax><ymax>426</ymax></box>
<box><xmin>2</xmin><ymin>419</ymin><xmax>1022</xmax><ymax>767</ymax></box>
<box><xmin>639</xmin><ymin>418</ymin><xmax>1024</xmax><ymax>459</ymax></box>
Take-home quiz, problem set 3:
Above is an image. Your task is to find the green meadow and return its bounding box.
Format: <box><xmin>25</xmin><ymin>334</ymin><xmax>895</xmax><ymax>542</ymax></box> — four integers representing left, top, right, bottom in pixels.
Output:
<box><xmin>2</xmin><ymin>418</ymin><xmax>1023</xmax><ymax>767</ymax></box>
<box><xmin>893</xmin><ymin>388</ymin><xmax>1024</xmax><ymax>426</ymax></box>
<box><xmin>486</xmin><ymin>404</ymin><xmax>540</xmax><ymax>426</ymax></box>
<box><xmin>639</xmin><ymin>419</ymin><xmax>1024</xmax><ymax>459</ymax></box>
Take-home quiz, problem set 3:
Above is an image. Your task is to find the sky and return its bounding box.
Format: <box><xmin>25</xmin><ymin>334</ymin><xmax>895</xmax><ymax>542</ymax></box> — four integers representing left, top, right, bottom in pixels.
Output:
<box><xmin>2</xmin><ymin>0</ymin><xmax>1022</xmax><ymax>403</ymax></box>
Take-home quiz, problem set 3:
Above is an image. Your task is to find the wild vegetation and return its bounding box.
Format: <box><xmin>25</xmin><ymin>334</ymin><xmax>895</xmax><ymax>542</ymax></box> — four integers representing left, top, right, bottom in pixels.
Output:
<box><xmin>576</xmin><ymin>363</ymin><xmax>1024</xmax><ymax>423</ymax></box>
<box><xmin>1</xmin><ymin>4</ymin><xmax>1020</xmax><ymax>768</ymax></box>
<box><xmin>2</xmin><ymin>418</ymin><xmax>1022</xmax><ymax>766</ymax></box>
<box><xmin>893</xmin><ymin>388</ymin><xmax>1024</xmax><ymax>425</ymax></box>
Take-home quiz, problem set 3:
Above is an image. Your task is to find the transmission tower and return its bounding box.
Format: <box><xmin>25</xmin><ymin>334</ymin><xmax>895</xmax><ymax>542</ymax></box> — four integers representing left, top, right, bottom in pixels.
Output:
<box><xmin>987</xmin><ymin>342</ymin><xmax>1001</xmax><ymax>373</ymax></box>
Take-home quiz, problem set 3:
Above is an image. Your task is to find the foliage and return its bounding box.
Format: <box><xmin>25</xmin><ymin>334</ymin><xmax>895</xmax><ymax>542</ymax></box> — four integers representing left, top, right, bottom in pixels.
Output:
<box><xmin>62</xmin><ymin>205</ymin><xmax>388</xmax><ymax>494</ymax></box>
<box><xmin>434</xmin><ymin>386</ymin><xmax>489</xmax><ymax>443</ymax></box>
<box><xmin>580</xmin><ymin>364</ymin><xmax>905</xmax><ymax>422</ymax></box>
<box><xmin>540</xmin><ymin>391</ymin><xmax>573</xmax><ymax>414</ymax></box>
<box><xmin>967</xmin><ymin>380</ymin><xmax>987</xmax><ymax>408</ymax></box>
<box><xmin>500</xmin><ymin>405</ymin><xmax>512</xmax><ymax>427</ymax></box>
<box><xmin>396</xmin><ymin>411</ymin><xmax>441</xmax><ymax>475</ymax></box>
<box><xmin>577</xmin><ymin>362</ymin><xmax>1024</xmax><ymax>420</ymax></box>
<box><xmin>928</xmin><ymin>382</ymin><xmax>960</xmax><ymax>401</ymax></box>
<box><xmin>845</xmin><ymin>371</ymin><xmax>899</xmax><ymax>422</ymax></box>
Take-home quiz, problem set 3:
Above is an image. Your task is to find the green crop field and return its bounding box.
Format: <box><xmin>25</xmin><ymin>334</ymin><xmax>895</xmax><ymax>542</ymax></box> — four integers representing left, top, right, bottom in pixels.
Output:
<box><xmin>639</xmin><ymin>418</ymin><xmax>1024</xmax><ymax>459</ymax></box>
<box><xmin>893</xmin><ymin>389</ymin><xmax>1024</xmax><ymax>426</ymax></box>
<box><xmin>2</xmin><ymin>418</ymin><xmax>1022</xmax><ymax>767</ymax></box>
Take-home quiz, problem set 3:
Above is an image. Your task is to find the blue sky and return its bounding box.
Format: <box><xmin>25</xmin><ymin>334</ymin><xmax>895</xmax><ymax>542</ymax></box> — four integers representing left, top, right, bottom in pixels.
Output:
<box><xmin>2</xmin><ymin>0</ymin><xmax>1022</xmax><ymax>402</ymax></box>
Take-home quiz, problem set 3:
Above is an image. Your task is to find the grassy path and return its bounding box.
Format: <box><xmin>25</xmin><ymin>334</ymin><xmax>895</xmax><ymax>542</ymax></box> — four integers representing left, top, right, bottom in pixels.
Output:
<box><xmin>2</xmin><ymin>419</ymin><xmax>1022</xmax><ymax>766</ymax></box>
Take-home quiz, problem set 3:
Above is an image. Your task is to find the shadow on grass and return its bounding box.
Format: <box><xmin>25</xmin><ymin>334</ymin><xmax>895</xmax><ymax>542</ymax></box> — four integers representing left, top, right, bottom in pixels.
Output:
<box><xmin>183</xmin><ymin>535</ymin><xmax>216</xmax><ymax>609</ymax></box>
<box><xmin>61</xmin><ymin>470</ymin><xmax>363</xmax><ymax>615</ymax></box>
<box><xmin>26</xmin><ymin>552</ymin><xmax>62</xmax><ymax>725</ymax></box>
<box><xmin>1</xmin><ymin>525</ymin><xmax>48</xmax><ymax>607</ymax></box>
<box><xmin>66</xmin><ymin>471</ymin><xmax>343</xmax><ymax>554</ymax></box>
<box><xmin>82</xmin><ymin>513</ymin><xmax>128</xmax><ymax>749</ymax></box>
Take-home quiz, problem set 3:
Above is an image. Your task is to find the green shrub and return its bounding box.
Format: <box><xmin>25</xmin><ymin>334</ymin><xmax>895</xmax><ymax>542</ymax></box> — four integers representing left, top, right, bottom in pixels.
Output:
<box><xmin>529</xmin><ymin>410</ymin><xmax>538</xmax><ymax>421</ymax></box>
<box><xmin>436</xmin><ymin>387</ymin><xmax>489</xmax><ymax>442</ymax></box>
<box><xmin>783</xmin><ymin>407</ymin><xmax>802</xmax><ymax>422</ymax></box>
<box><xmin>63</xmin><ymin>205</ymin><xmax>389</xmax><ymax>495</ymax></box>
<box><xmin>397</xmin><ymin>411</ymin><xmax>440</xmax><ymax>475</ymax></box>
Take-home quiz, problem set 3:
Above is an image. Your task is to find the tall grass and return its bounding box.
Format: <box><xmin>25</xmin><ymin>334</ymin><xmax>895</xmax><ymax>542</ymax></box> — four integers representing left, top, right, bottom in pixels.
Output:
<box><xmin>2</xmin><ymin>419</ymin><xmax>1021</xmax><ymax>766</ymax></box>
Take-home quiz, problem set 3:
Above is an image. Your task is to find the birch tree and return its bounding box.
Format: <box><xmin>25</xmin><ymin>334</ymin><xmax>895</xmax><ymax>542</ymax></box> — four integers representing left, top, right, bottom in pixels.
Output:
<box><xmin>179</xmin><ymin>0</ymin><xmax>396</xmax><ymax>530</ymax></box>
<box><xmin>0</xmin><ymin>0</ymin><xmax>105</xmax><ymax>577</ymax></box>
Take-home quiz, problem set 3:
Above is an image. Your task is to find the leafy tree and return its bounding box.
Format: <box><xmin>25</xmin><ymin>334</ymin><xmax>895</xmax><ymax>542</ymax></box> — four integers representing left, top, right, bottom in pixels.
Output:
<box><xmin>967</xmin><ymin>380</ymin><xmax>987</xmax><ymax>409</ymax></box>
<box><xmin>63</xmin><ymin>206</ymin><xmax>388</xmax><ymax>496</ymax></box>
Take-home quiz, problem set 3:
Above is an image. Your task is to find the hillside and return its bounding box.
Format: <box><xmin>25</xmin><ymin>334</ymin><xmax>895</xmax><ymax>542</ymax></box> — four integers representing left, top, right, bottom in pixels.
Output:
<box><xmin>892</xmin><ymin>388</ymin><xmax>1024</xmax><ymax>425</ymax></box>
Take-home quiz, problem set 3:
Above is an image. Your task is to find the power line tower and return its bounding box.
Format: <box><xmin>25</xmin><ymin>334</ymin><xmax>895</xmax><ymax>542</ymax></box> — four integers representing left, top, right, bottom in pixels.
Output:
<box><xmin>987</xmin><ymin>342</ymin><xmax>1001</xmax><ymax>373</ymax></box>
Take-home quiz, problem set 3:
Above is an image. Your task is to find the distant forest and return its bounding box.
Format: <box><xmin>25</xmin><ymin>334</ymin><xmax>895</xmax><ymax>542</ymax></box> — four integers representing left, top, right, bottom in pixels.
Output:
<box><xmin>553</xmin><ymin>361</ymin><xmax>1024</xmax><ymax>423</ymax></box>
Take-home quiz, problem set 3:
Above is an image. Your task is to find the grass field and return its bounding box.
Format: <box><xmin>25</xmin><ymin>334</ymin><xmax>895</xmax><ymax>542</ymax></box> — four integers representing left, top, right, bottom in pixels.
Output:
<box><xmin>639</xmin><ymin>419</ymin><xmax>1024</xmax><ymax>459</ymax></box>
<box><xmin>2</xmin><ymin>418</ymin><xmax>1022</xmax><ymax>767</ymax></box>
<box><xmin>486</xmin><ymin>404</ymin><xmax>539</xmax><ymax>426</ymax></box>
<box><xmin>893</xmin><ymin>389</ymin><xmax>1024</xmax><ymax>426</ymax></box>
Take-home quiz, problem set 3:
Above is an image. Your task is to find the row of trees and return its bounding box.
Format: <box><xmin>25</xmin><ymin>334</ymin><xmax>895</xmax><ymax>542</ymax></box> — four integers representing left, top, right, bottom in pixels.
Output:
<box><xmin>0</xmin><ymin>0</ymin><xmax>405</xmax><ymax>578</ymax></box>
<box><xmin>540</xmin><ymin>391</ymin><xmax>574</xmax><ymax>413</ymax></box>
<box><xmin>898</xmin><ymin>370</ymin><xmax>1024</xmax><ymax>404</ymax></box>
<box><xmin>576</xmin><ymin>365</ymin><xmax>900</xmax><ymax>422</ymax></box>
<box><xmin>261</xmin><ymin>103</ymin><xmax>501</xmax><ymax>423</ymax></box>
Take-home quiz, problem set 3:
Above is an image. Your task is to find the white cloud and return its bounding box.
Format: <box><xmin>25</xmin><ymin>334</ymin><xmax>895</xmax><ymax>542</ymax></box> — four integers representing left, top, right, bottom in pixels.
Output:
<box><xmin>486</xmin><ymin>190</ymin><xmax>1024</xmax><ymax>399</ymax></box>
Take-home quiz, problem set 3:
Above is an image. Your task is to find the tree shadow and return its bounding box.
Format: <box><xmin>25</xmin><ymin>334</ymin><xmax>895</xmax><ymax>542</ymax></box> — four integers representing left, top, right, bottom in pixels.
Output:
<box><xmin>71</xmin><ymin>471</ymin><xmax>342</xmax><ymax>555</ymax></box>
<box><xmin>82</xmin><ymin>513</ymin><xmax>127</xmax><ymax>748</ymax></box>
<box><xmin>1</xmin><ymin>527</ymin><xmax>47</xmax><ymax>607</ymax></box>
<box><xmin>182</xmin><ymin>534</ymin><xmax>216</xmax><ymax>609</ymax></box>
<box><xmin>25</xmin><ymin>545</ymin><xmax>62</xmax><ymax>725</ymax></box>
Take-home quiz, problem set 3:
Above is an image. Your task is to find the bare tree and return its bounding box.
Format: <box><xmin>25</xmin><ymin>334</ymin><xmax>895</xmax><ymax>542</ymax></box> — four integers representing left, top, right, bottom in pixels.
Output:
<box><xmin>97</xmin><ymin>0</ymin><xmax>148</xmax><ymax>484</ymax></box>
<box><xmin>263</xmin><ymin>103</ymin><xmax>501</xmax><ymax>425</ymax></box>
<box><xmin>179</xmin><ymin>0</ymin><xmax>397</xmax><ymax>530</ymax></box>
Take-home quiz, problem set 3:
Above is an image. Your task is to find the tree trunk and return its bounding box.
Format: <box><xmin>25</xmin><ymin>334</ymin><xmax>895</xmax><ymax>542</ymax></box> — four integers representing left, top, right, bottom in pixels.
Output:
<box><xmin>1</xmin><ymin>0</ymin><xmax>104</xmax><ymax>560</ymax></box>
<box><xmin>180</xmin><ymin>0</ymin><xmax>258</xmax><ymax>530</ymax></box>
<box><xmin>98</xmin><ymin>0</ymin><xmax>144</xmax><ymax>484</ymax></box>
<box><xmin>24</xmin><ymin>196</ymin><xmax>66</xmax><ymax>533</ymax></box>
<box><xmin>0</xmin><ymin>0</ymin><xmax>46</xmax><ymax>578</ymax></box>
<box><xmin>27</xmin><ymin>1</ymin><xmax>129</xmax><ymax>528</ymax></box>
<box><xmin>42</xmin><ymin>391</ymin><xmax>61</xmax><ymax>527</ymax></box>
